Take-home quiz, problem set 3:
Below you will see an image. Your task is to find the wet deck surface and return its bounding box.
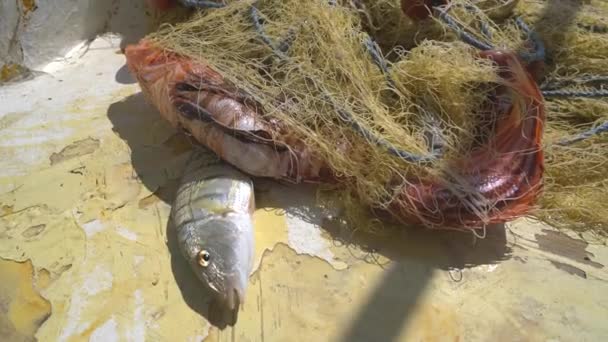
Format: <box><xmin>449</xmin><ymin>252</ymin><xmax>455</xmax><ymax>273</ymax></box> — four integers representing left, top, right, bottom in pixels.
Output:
<box><xmin>1</xmin><ymin>36</ymin><xmax>608</xmax><ymax>342</ymax></box>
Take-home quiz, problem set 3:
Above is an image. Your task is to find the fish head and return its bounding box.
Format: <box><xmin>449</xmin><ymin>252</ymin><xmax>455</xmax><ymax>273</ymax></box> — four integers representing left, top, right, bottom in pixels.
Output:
<box><xmin>177</xmin><ymin>216</ymin><xmax>253</xmax><ymax>311</ymax></box>
<box><xmin>124</xmin><ymin>40</ymin><xmax>177</xmax><ymax>86</ymax></box>
<box><xmin>124</xmin><ymin>40</ymin><xmax>191</xmax><ymax>126</ymax></box>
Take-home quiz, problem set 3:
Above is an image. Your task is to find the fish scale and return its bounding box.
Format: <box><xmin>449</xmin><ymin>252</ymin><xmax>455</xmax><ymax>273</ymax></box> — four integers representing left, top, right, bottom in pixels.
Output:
<box><xmin>172</xmin><ymin>153</ymin><xmax>254</xmax><ymax>228</ymax></box>
<box><xmin>169</xmin><ymin>147</ymin><xmax>255</xmax><ymax>312</ymax></box>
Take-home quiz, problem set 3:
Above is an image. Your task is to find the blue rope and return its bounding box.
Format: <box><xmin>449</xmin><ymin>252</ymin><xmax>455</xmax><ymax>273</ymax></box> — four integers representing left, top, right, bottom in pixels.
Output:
<box><xmin>541</xmin><ymin>75</ymin><xmax>608</xmax><ymax>90</ymax></box>
<box><xmin>250</xmin><ymin>6</ymin><xmax>288</xmax><ymax>59</ymax></box>
<box><xmin>515</xmin><ymin>17</ymin><xmax>546</xmax><ymax>63</ymax></box>
<box><xmin>462</xmin><ymin>4</ymin><xmax>493</xmax><ymax>39</ymax></box>
<box><xmin>432</xmin><ymin>6</ymin><xmax>546</xmax><ymax>64</ymax></box>
<box><xmin>577</xmin><ymin>23</ymin><xmax>608</xmax><ymax>34</ymax></box>
<box><xmin>178</xmin><ymin>0</ymin><xmax>226</xmax><ymax>9</ymax></box>
<box><xmin>542</xmin><ymin>88</ymin><xmax>608</xmax><ymax>98</ymax></box>
<box><xmin>330</xmin><ymin>0</ymin><xmax>399</xmax><ymax>91</ymax></box>
<box><xmin>556</xmin><ymin>121</ymin><xmax>608</xmax><ymax>146</ymax></box>
<box><xmin>176</xmin><ymin>2</ymin><xmax>608</xmax><ymax>152</ymax></box>
<box><xmin>329</xmin><ymin>98</ymin><xmax>440</xmax><ymax>163</ymax></box>
<box><xmin>360</xmin><ymin>36</ymin><xmax>445</xmax><ymax>154</ymax></box>
<box><xmin>433</xmin><ymin>7</ymin><xmax>494</xmax><ymax>51</ymax></box>
<box><xmin>427</xmin><ymin>6</ymin><xmax>608</xmax><ymax>147</ymax></box>
<box><xmin>277</xmin><ymin>28</ymin><xmax>296</xmax><ymax>53</ymax></box>
<box><xmin>248</xmin><ymin>4</ymin><xmax>440</xmax><ymax>163</ymax></box>
<box><xmin>363</xmin><ymin>37</ymin><xmax>398</xmax><ymax>89</ymax></box>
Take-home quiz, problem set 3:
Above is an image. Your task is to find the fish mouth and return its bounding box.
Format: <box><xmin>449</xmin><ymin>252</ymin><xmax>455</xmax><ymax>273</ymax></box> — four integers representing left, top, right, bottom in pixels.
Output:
<box><xmin>207</xmin><ymin>286</ymin><xmax>244</xmax><ymax>326</ymax></box>
<box><xmin>224</xmin><ymin>287</ymin><xmax>244</xmax><ymax>311</ymax></box>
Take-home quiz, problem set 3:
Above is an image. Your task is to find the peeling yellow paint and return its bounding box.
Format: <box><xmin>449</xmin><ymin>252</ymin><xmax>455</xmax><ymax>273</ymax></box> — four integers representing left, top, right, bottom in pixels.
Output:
<box><xmin>0</xmin><ymin>258</ymin><xmax>51</xmax><ymax>340</ymax></box>
<box><xmin>21</xmin><ymin>0</ymin><xmax>36</xmax><ymax>14</ymax></box>
<box><xmin>252</xmin><ymin>208</ymin><xmax>288</xmax><ymax>271</ymax></box>
<box><xmin>0</xmin><ymin>112</ymin><xmax>26</xmax><ymax>130</ymax></box>
<box><xmin>49</xmin><ymin>138</ymin><xmax>100</xmax><ymax>166</ymax></box>
<box><xmin>0</xmin><ymin>64</ymin><xmax>25</xmax><ymax>82</ymax></box>
<box><xmin>1</xmin><ymin>204</ymin><xmax>14</xmax><ymax>216</ymax></box>
<box><xmin>206</xmin><ymin>244</ymin><xmax>455</xmax><ymax>341</ymax></box>
<box><xmin>36</xmin><ymin>269</ymin><xmax>52</xmax><ymax>291</ymax></box>
<box><xmin>99</xmin><ymin>162</ymin><xmax>142</xmax><ymax>210</ymax></box>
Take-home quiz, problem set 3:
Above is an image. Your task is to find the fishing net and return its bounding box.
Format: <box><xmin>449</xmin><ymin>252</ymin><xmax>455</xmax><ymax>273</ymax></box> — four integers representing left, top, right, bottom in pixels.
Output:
<box><xmin>147</xmin><ymin>0</ymin><xmax>503</xmax><ymax>228</ymax></box>
<box><xmin>512</xmin><ymin>0</ymin><xmax>608</xmax><ymax>233</ymax></box>
<box><xmin>396</xmin><ymin>0</ymin><xmax>608</xmax><ymax>234</ymax></box>
<box><xmin>140</xmin><ymin>0</ymin><xmax>608</xmax><ymax>235</ymax></box>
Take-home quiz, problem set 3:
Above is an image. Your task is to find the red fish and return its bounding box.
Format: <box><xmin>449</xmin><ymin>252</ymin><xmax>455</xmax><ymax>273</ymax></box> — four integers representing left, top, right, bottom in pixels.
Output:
<box><xmin>125</xmin><ymin>40</ymin><xmax>545</xmax><ymax>229</ymax></box>
<box><xmin>125</xmin><ymin>40</ymin><xmax>333</xmax><ymax>183</ymax></box>
<box><xmin>386</xmin><ymin>50</ymin><xmax>545</xmax><ymax>228</ymax></box>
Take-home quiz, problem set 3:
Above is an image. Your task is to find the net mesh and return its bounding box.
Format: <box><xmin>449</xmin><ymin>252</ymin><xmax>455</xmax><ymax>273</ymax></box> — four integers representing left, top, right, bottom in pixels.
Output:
<box><xmin>143</xmin><ymin>0</ymin><xmax>608</xmax><ymax>235</ymax></box>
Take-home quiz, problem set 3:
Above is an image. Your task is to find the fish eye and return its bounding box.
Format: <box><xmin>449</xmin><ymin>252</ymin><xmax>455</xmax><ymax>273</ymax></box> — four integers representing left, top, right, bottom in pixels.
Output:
<box><xmin>197</xmin><ymin>250</ymin><xmax>211</xmax><ymax>267</ymax></box>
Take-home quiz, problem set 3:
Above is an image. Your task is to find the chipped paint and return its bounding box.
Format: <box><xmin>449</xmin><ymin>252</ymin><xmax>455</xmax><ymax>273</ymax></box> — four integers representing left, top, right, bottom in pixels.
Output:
<box><xmin>49</xmin><ymin>137</ymin><xmax>100</xmax><ymax>165</ymax></box>
<box><xmin>0</xmin><ymin>258</ymin><xmax>51</xmax><ymax>341</ymax></box>
<box><xmin>535</xmin><ymin>229</ymin><xmax>604</xmax><ymax>269</ymax></box>
<box><xmin>21</xmin><ymin>0</ymin><xmax>37</xmax><ymax>14</ymax></box>
<box><xmin>58</xmin><ymin>265</ymin><xmax>114</xmax><ymax>341</ymax></box>
<box><xmin>286</xmin><ymin>213</ymin><xmax>348</xmax><ymax>270</ymax></box>
<box><xmin>82</xmin><ymin>265</ymin><xmax>113</xmax><ymax>296</ymax></box>
<box><xmin>82</xmin><ymin>219</ymin><xmax>105</xmax><ymax>238</ymax></box>
<box><xmin>469</xmin><ymin>263</ymin><xmax>499</xmax><ymax>273</ymax></box>
<box><xmin>251</xmin><ymin>208</ymin><xmax>288</xmax><ymax>273</ymax></box>
<box><xmin>126</xmin><ymin>290</ymin><xmax>145</xmax><ymax>342</ymax></box>
<box><xmin>0</xmin><ymin>64</ymin><xmax>32</xmax><ymax>83</ymax></box>
<box><xmin>134</xmin><ymin>255</ymin><xmax>145</xmax><ymax>266</ymax></box>
<box><xmin>117</xmin><ymin>226</ymin><xmax>138</xmax><ymax>241</ymax></box>
<box><xmin>89</xmin><ymin>317</ymin><xmax>119</xmax><ymax>342</ymax></box>
<box><xmin>188</xmin><ymin>334</ymin><xmax>208</xmax><ymax>342</ymax></box>
<box><xmin>22</xmin><ymin>223</ymin><xmax>46</xmax><ymax>238</ymax></box>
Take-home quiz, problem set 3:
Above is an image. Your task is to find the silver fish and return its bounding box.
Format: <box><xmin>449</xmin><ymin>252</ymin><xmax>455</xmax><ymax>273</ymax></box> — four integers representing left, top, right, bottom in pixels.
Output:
<box><xmin>171</xmin><ymin>147</ymin><xmax>255</xmax><ymax>312</ymax></box>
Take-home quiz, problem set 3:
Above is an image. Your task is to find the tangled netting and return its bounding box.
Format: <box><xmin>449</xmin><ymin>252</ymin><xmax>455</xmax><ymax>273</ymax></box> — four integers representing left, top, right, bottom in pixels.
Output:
<box><xmin>513</xmin><ymin>0</ymin><xmax>608</xmax><ymax>234</ymax></box>
<box><xmin>144</xmin><ymin>0</ymin><xmax>608</xmax><ymax>235</ymax></box>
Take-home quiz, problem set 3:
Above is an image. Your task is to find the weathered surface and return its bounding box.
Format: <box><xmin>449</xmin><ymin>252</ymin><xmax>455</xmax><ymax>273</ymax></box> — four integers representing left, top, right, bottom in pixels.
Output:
<box><xmin>0</xmin><ymin>0</ymin><xmax>21</xmax><ymax>66</ymax></box>
<box><xmin>0</xmin><ymin>0</ymin><xmax>156</xmax><ymax>72</ymax></box>
<box><xmin>0</xmin><ymin>258</ymin><xmax>51</xmax><ymax>342</ymax></box>
<box><xmin>1</xmin><ymin>35</ymin><xmax>608</xmax><ymax>341</ymax></box>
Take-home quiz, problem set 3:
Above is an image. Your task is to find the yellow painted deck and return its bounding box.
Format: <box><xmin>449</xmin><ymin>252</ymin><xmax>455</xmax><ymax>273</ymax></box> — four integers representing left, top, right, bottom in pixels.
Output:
<box><xmin>1</xmin><ymin>4</ymin><xmax>608</xmax><ymax>341</ymax></box>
